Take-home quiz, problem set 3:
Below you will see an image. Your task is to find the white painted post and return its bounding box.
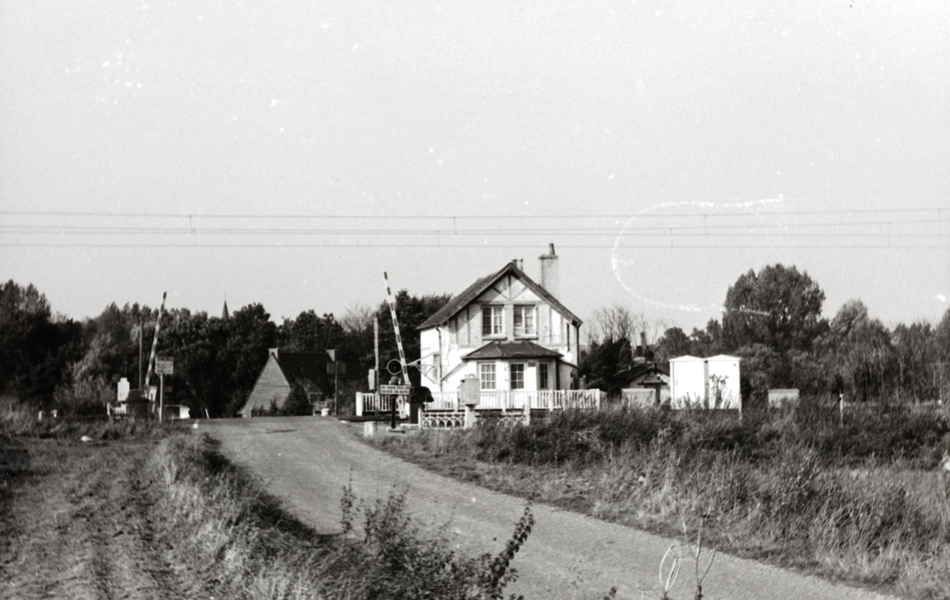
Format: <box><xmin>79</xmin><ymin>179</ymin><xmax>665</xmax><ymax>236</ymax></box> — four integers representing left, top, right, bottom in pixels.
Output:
<box><xmin>464</xmin><ymin>405</ymin><xmax>476</xmax><ymax>429</ymax></box>
<box><xmin>356</xmin><ymin>392</ymin><xmax>364</xmax><ymax>417</ymax></box>
<box><xmin>523</xmin><ymin>398</ymin><xmax>531</xmax><ymax>425</ymax></box>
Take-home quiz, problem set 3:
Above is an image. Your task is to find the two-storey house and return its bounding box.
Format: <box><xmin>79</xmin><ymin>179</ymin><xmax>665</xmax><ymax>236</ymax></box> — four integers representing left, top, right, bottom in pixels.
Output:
<box><xmin>417</xmin><ymin>245</ymin><xmax>582</xmax><ymax>398</ymax></box>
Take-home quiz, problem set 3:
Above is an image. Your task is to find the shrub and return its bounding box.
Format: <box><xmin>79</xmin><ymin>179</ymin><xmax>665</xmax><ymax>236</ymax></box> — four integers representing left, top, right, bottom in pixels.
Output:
<box><xmin>152</xmin><ymin>434</ymin><xmax>534</xmax><ymax>599</ymax></box>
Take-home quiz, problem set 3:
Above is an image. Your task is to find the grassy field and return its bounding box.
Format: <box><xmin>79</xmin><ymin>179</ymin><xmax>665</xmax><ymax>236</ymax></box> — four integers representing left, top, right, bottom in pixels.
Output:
<box><xmin>0</xmin><ymin>398</ymin><xmax>534</xmax><ymax>600</ymax></box>
<box><xmin>371</xmin><ymin>402</ymin><xmax>950</xmax><ymax>600</ymax></box>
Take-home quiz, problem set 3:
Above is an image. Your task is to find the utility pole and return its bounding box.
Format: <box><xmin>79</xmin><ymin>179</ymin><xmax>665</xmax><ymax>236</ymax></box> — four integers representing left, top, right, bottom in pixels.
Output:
<box><xmin>138</xmin><ymin>318</ymin><xmax>143</xmax><ymax>389</ymax></box>
<box><xmin>374</xmin><ymin>316</ymin><xmax>379</xmax><ymax>393</ymax></box>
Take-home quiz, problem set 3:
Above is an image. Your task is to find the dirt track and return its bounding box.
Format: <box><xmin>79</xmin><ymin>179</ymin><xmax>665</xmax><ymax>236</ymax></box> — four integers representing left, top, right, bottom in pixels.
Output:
<box><xmin>207</xmin><ymin>416</ymin><xmax>897</xmax><ymax>600</ymax></box>
<box><xmin>0</xmin><ymin>438</ymin><xmax>198</xmax><ymax>600</ymax></box>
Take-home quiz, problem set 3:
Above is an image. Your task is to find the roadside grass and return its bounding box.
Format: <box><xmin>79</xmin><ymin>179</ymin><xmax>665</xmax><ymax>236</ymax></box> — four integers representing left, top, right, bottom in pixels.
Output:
<box><xmin>2</xmin><ymin>394</ymin><xmax>538</xmax><ymax>599</ymax></box>
<box><xmin>150</xmin><ymin>432</ymin><xmax>534</xmax><ymax>599</ymax></box>
<box><xmin>371</xmin><ymin>403</ymin><xmax>950</xmax><ymax>600</ymax></box>
<box><xmin>0</xmin><ymin>394</ymin><xmax>162</xmax><ymax>440</ymax></box>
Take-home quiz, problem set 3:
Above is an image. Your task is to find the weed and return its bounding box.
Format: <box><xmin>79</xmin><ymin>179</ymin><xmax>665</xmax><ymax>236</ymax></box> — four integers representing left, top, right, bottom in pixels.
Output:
<box><xmin>375</xmin><ymin>402</ymin><xmax>950</xmax><ymax>598</ymax></box>
<box><xmin>150</xmin><ymin>433</ymin><xmax>534</xmax><ymax>599</ymax></box>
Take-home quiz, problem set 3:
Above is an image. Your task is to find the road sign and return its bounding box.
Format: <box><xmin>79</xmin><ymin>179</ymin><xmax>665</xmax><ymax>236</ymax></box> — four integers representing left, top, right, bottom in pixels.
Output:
<box><xmin>379</xmin><ymin>384</ymin><xmax>410</xmax><ymax>396</ymax></box>
<box><xmin>156</xmin><ymin>357</ymin><xmax>174</xmax><ymax>375</ymax></box>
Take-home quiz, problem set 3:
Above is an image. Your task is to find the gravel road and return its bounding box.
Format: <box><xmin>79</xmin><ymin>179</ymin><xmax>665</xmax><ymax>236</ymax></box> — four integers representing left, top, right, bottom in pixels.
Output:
<box><xmin>206</xmin><ymin>416</ymin><xmax>896</xmax><ymax>600</ymax></box>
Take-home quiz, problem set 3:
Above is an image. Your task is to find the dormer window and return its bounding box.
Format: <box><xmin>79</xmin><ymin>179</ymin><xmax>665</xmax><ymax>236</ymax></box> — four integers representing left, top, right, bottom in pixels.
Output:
<box><xmin>513</xmin><ymin>305</ymin><xmax>537</xmax><ymax>337</ymax></box>
<box><xmin>482</xmin><ymin>305</ymin><xmax>504</xmax><ymax>337</ymax></box>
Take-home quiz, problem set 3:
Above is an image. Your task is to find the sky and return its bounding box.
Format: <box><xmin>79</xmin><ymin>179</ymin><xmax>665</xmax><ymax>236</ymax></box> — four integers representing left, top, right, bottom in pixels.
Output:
<box><xmin>1</xmin><ymin>1</ymin><xmax>948</xmax><ymax>336</ymax></box>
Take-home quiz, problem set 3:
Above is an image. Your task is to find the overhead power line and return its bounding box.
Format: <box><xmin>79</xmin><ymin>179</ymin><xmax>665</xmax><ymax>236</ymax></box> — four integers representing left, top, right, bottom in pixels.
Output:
<box><xmin>0</xmin><ymin>206</ymin><xmax>946</xmax><ymax>220</ymax></box>
<box><xmin>0</xmin><ymin>242</ymin><xmax>945</xmax><ymax>250</ymax></box>
<box><xmin>1</xmin><ymin>206</ymin><xmax>945</xmax><ymax>249</ymax></box>
<box><xmin>0</xmin><ymin>216</ymin><xmax>945</xmax><ymax>236</ymax></box>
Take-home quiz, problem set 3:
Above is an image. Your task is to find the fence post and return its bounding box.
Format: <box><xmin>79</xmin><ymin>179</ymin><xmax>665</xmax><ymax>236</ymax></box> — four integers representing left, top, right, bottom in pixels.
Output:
<box><xmin>596</xmin><ymin>390</ymin><xmax>601</xmax><ymax>411</ymax></box>
<box><xmin>356</xmin><ymin>392</ymin><xmax>364</xmax><ymax>417</ymax></box>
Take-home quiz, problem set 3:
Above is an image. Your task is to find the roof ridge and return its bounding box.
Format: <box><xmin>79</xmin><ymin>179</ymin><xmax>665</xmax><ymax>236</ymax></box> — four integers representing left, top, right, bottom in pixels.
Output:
<box><xmin>419</xmin><ymin>261</ymin><xmax>581</xmax><ymax>329</ymax></box>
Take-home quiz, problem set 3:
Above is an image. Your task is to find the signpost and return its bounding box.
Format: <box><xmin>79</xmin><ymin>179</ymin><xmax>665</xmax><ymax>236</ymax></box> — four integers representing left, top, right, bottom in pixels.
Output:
<box><xmin>379</xmin><ymin>384</ymin><xmax>410</xmax><ymax>396</ymax></box>
<box><xmin>327</xmin><ymin>355</ymin><xmax>346</xmax><ymax>415</ymax></box>
<box><xmin>380</xmin><ymin>381</ymin><xmax>410</xmax><ymax>429</ymax></box>
<box><xmin>156</xmin><ymin>357</ymin><xmax>173</xmax><ymax>422</ymax></box>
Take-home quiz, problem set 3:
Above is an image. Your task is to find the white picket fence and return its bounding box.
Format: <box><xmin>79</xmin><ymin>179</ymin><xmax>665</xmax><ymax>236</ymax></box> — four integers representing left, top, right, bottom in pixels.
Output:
<box><xmin>356</xmin><ymin>389</ymin><xmax>603</xmax><ymax>416</ymax></box>
<box><xmin>357</xmin><ymin>392</ymin><xmax>388</xmax><ymax>414</ymax></box>
<box><xmin>426</xmin><ymin>389</ymin><xmax>602</xmax><ymax>412</ymax></box>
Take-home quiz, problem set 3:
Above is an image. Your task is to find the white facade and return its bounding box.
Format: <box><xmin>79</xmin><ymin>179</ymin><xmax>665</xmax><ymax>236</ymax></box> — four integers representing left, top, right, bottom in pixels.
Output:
<box><xmin>669</xmin><ymin>354</ymin><xmax>741</xmax><ymax>409</ymax></box>
<box><xmin>418</xmin><ymin>261</ymin><xmax>581</xmax><ymax>395</ymax></box>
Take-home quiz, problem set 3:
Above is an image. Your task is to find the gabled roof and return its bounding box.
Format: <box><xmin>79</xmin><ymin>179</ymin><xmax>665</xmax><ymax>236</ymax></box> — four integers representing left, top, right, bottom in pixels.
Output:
<box><xmin>616</xmin><ymin>360</ymin><xmax>670</xmax><ymax>383</ymax></box>
<box><xmin>463</xmin><ymin>340</ymin><xmax>563</xmax><ymax>360</ymax></box>
<box><xmin>419</xmin><ymin>261</ymin><xmax>581</xmax><ymax>329</ymax></box>
<box><xmin>275</xmin><ymin>352</ymin><xmax>333</xmax><ymax>395</ymax></box>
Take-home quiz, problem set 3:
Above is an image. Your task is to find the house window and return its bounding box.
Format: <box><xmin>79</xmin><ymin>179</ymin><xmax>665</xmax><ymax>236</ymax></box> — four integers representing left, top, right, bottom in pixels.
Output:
<box><xmin>510</xmin><ymin>363</ymin><xmax>525</xmax><ymax>390</ymax></box>
<box><xmin>482</xmin><ymin>305</ymin><xmax>504</xmax><ymax>337</ymax></box>
<box><xmin>539</xmin><ymin>363</ymin><xmax>549</xmax><ymax>389</ymax></box>
<box><xmin>479</xmin><ymin>363</ymin><xmax>496</xmax><ymax>390</ymax></box>
<box><xmin>513</xmin><ymin>305</ymin><xmax>537</xmax><ymax>337</ymax></box>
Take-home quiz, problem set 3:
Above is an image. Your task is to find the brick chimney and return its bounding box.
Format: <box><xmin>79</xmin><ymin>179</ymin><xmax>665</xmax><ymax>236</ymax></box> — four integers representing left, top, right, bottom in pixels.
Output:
<box><xmin>539</xmin><ymin>243</ymin><xmax>559</xmax><ymax>298</ymax></box>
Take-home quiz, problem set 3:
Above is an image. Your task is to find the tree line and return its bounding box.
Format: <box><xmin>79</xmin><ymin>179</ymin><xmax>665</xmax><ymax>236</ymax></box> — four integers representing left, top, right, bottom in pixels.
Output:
<box><xmin>580</xmin><ymin>264</ymin><xmax>950</xmax><ymax>403</ymax></box>
<box><xmin>0</xmin><ymin>280</ymin><xmax>449</xmax><ymax>417</ymax></box>
<box><xmin>5</xmin><ymin>264</ymin><xmax>949</xmax><ymax>416</ymax></box>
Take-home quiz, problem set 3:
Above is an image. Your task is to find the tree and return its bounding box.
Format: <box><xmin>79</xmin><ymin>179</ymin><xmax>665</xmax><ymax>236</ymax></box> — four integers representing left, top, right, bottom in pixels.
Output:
<box><xmin>71</xmin><ymin>303</ymin><xmax>136</xmax><ymax>384</ymax></box>
<box><xmin>579</xmin><ymin>337</ymin><xmax>633</xmax><ymax>395</ymax></box>
<box><xmin>220</xmin><ymin>303</ymin><xmax>279</xmax><ymax>415</ymax></box>
<box><xmin>0</xmin><ymin>281</ymin><xmax>52</xmax><ymax>395</ymax></box>
<box><xmin>891</xmin><ymin>321</ymin><xmax>938</xmax><ymax>402</ymax></box>
<box><xmin>587</xmin><ymin>305</ymin><xmax>647</xmax><ymax>345</ymax></box>
<box><xmin>691</xmin><ymin>319</ymin><xmax>725</xmax><ymax>357</ymax></box>
<box><xmin>279</xmin><ymin>310</ymin><xmax>345</xmax><ymax>354</ymax></box>
<box><xmin>721</xmin><ymin>264</ymin><xmax>826</xmax><ymax>354</ymax></box>
<box><xmin>160</xmin><ymin>309</ymin><xmax>230</xmax><ymax>417</ymax></box>
<box><xmin>654</xmin><ymin>327</ymin><xmax>692</xmax><ymax>362</ymax></box>
<box><xmin>818</xmin><ymin>299</ymin><xmax>897</xmax><ymax>402</ymax></box>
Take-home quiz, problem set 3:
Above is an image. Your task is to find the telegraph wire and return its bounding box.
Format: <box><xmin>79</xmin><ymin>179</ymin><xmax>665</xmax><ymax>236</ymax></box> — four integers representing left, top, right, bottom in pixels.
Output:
<box><xmin>0</xmin><ymin>206</ymin><xmax>947</xmax><ymax>220</ymax></box>
<box><xmin>0</xmin><ymin>216</ymin><xmax>946</xmax><ymax>235</ymax></box>
<box><xmin>1</xmin><ymin>242</ymin><xmax>946</xmax><ymax>250</ymax></box>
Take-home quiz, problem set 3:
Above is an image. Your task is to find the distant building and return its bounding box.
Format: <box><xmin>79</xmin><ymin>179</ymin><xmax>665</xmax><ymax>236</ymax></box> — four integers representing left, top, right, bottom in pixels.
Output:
<box><xmin>418</xmin><ymin>244</ymin><xmax>582</xmax><ymax>395</ymax></box>
<box><xmin>669</xmin><ymin>354</ymin><xmax>741</xmax><ymax>409</ymax></box>
<box><xmin>617</xmin><ymin>360</ymin><xmax>670</xmax><ymax>407</ymax></box>
<box><xmin>240</xmin><ymin>348</ymin><xmax>333</xmax><ymax>416</ymax></box>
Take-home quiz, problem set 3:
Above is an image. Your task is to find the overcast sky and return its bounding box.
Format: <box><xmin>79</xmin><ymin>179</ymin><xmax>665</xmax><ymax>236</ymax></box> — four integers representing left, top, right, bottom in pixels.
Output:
<box><xmin>1</xmin><ymin>1</ymin><xmax>948</xmax><ymax>334</ymax></box>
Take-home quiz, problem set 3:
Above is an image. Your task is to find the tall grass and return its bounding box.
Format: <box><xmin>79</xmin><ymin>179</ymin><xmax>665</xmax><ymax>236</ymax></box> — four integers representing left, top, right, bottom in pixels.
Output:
<box><xmin>148</xmin><ymin>433</ymin><xmax>533</xmax><ymax>599</ymax></box>
<box><xmin>0</xmin><ymin>394</ymin><xmax>163</xmax><ymax>439</ymax></box>
<box><xmin>375</xmin><ymin>402</ymin><xmax>950</xmax><ymax>599</ymax></box>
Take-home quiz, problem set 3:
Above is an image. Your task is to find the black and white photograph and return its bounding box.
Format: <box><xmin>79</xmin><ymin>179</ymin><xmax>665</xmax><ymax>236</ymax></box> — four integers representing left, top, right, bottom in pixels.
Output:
<box><xmin>1</xmin><ymin>2</ymin><xmax>948</xmax><ymax>598</ymax></box>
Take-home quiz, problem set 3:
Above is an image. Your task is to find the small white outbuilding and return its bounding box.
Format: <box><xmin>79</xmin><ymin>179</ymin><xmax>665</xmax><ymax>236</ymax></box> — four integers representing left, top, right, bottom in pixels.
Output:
<box><xmin>669</xmin><ymin>354</ymin><xmax>741</xmax><ymax>410</ymax></box>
